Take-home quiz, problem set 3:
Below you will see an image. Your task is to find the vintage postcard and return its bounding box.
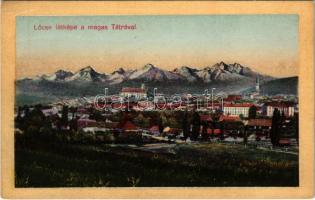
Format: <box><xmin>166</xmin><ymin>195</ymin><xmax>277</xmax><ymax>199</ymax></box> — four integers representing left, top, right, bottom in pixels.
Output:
<box><xmin>1</xmin><ymin>1</ymin><xmax>314</xmax><ymax>199</ymax></box>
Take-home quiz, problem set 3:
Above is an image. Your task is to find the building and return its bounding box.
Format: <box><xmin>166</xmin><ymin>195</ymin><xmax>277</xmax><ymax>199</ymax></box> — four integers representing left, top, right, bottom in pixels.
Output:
<box><xmin>223</xmin><ymin>103</ymin><xmax>255</xmax><ymax>117</ymax></box>
<box><xmin>247</xmin><ymin>118</ymin><xmax>272</xmax><ymax>127</ymax></box>
<box><xmin>41</xmin><ymin>107</ymin><xmax>59</xmax><ymax>117</ymax></box>
<box><xmin>120</xmin><ymin>84</ymin><xmax>147</xmax><ymax>99</ymax></box>
<box><xmin>162</xmin><ymin>127</ymin><xmax>182</xmax><ymax>136</ymax></box>
<box><xmin>250</xmin><ymin>76</ymin><xmax>261</xmax><ymax>99</ymax></box>
<box><xmin>247</xmin><ymin>118</ymin><xmax>272</xmax><ymax>136</ymax></box>
<box><xmin>224</xmin><ymin>95</ymin><xmax>242</xmax><ymax>102</ymax></box>
<box><xmin>149</xmin><ymin>125</ymin><xmax>160</xmax><ymax>135</ymax></box>
<box><xmin>219</xmin><ymin>115</ymin><xmax>241</xmax><ymax>122</ymax></box>
<box><xmin>264</xmin><ymin>101</ymin><xmax>295</xmax><ymax>117</ymax></box>
<box><xmin>200</xmin><ymin>114</ymin><xmax>212</xmax><ymax>122</ymax></box>
<box><xmin>116</xmin><ymin>120</ymin><xmax>139</xmax><ymax>132</ymax></box>
<box><xmin>255</xmin><ymin>75</ymin><xmax>260</xmax><ymax>94</ymax></box>
<box><xmin>77</xmin><ymin>119</ymin><xmax>98</xmax><ymax>128</ymax></box>
<box><xmin>206</xmin><ymin>129</ymin><xmax>222</xmax><ymax>135</ymax></box>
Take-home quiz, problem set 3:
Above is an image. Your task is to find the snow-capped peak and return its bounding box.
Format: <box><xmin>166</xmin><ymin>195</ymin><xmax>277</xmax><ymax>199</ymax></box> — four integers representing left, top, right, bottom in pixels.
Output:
<box><xmin>143</xmin><ymin>63</ymin><xmax>156</xmax><ymax>70</ymax></box>
<box><xmin>128</xmin><ymin>64</ymin><xmax>182</xmax><ymax>81</ymax></box>
<box><xmin>112</xmin><ymin>67</ymin><xmax>125</xmax><ymax>75</ymax></box>
<box><xmin>79</xmin><ymin>66</ymin><xmax>96</xmax><ymax>72</ymax></box>
<box><xmin>173</xmin><ymin>66</ymin><xmax>199</xmax><ymax>82</ymax></box>
<box><xmin>66</xmin><ymin>66</ymin><xmax>106</xmax><ymax>82</ymax></box>
<box><xmin>19</xmin><ymin>61</ymin><xmax>264</xmax><ymax>84</ymax></box>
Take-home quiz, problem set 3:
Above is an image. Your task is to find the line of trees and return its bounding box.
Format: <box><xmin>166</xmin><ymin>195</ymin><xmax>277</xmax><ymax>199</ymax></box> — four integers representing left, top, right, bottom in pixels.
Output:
<box><xmin>182</xmin><ymin>110</ymin><xmax>224</xmax><ymax>141</ymax></box>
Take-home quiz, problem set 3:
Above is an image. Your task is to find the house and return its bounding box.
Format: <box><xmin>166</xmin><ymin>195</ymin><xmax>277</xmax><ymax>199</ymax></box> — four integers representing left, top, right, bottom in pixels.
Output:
<box><xmin>116</xmin><ymin>120</ymin><xmax>139</xmax><ymax>132</ymax></box>
<box><xmin>247</xmin><ymin>118</ymin><xmax>272</xmax><ymax>127</ymax></box>
<box><xmin>200</xmin><ymin>115</ymin><xmax>212</xmax><ymax>122</ymax></box>
<box><xmin>247</xmin><ymin>118</ymin><xmax>272</xmax><ymax>136</ymax></box>
<box><xmin>120</xmin><ymin>85</ymin><xmax>147</xmax><ymax>99</ymax></box>
<box><xmin>205</xmin><ymin>128</ymin><xmax>222</xmax><ymax>135</ymax></box>
<box><xmin>149</xmin><ymin>125</ymin><xmax>160</xmax><ymax>135</ymax></box>
<box><xmin>219</xmin><ymin>115</ymin><xmax>241</xmax><ymax>122</ymax></box>
<box><xmin>104</xmin><ymin>121</ymin><xmax>119</xmax><ymax>129</ymax></box>
<box><xmin>162</xmin><ymin>127</ymin><xmax>182</xmax><ymax>136</ymax></box>
<box><xmin>82</xmin><ymin>127</ymin><xmax>108</xmax><ymax>134</ymax></box>
<box><xmin>264</xmin><ymin>101</ymin><xmax>295</xmax><ymax>117</ymax></box>
<box><xmin>201</xmin><ymin>102</ymin><xmax>223</xmax><ymax>111</ymax></box>
<box><xmin>200</xmin><ymin>114</ymin><xmax>241</xmax><ymax>123</ymax></box>
<box><xmin>77</xmin><ymin>119</ymin><xmax>98</xmax><ymax>128</ymax></box>
<box><xmin>223</xmin><ymin>103</ymin><xmax>255</xmax><ymax>117</ymax></box>
<box><xmin>41</xmin><ymin>107</ymin><xmax>59</xmax><ymax>117</ymax></box>
<box><xmin>278</xmin><ymin>138</ymin><xmax>291</xmax><ymax>146</ymax></box>
<box><xmin>224</xmin><ymin>95</ymin><xmax>242</xmax><ymax>102</ymax></box>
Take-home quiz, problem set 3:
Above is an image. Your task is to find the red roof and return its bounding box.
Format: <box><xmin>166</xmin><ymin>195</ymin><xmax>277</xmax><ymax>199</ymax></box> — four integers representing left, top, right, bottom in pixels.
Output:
<box><xmin>117</xmin><ymin>120</ymin><xmax>138</xmax><ymax>131</ymax></box>
<box><xmin>121</xmin><ymin>87</ymin><xmax>146</xmax><ymax>93</ymax></box>
<box><xmin>248</xmin><ymin>119</ymin><xmax>272</xmax><ymax>127</ymax></box>
<box><xmin>200</xmin><ymin>115</ymin><xmax>212</xmax><ymax>122</ymax></box>
<box><xmin>224</xmin><ymin>103</ymin><xmax>254</xmax><ymax>108</ymax></box>
<box><xmin>279</xmin><ymin>138</ymin><xmax>291</xmax><ymax>145</ymax></box>
<box><xmin>225</xmin><ymin>95</ymin><xmax>242</xmax><ymax>101</ymax></box>
<box><xmin>206</xmin><ymin>129</ymin><xmax>222</xmax><ymax>135</ymax></box>
<box><xmin>219</xmin><ymin>115</ymin><xmax>241</xmax><ymax>122</ymax></box>
<box><xmin>265</xmin><ymin>101</ymin><xmax>295</xmax><ymax>107</ymax></box>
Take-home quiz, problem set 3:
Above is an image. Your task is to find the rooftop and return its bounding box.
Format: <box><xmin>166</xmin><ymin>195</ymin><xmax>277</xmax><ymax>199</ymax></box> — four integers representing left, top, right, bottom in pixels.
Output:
<box><xmin>265</xmin><ymin>101</ymin><xmax>295</xmax><ymax>107</ymax></box>
<box><xmin>248</xmin><ymin>119</ymin><xmax>272</xmax><ymax>127</ymax></box>
<box><xmin>121</xmin><ymin>87</ymin><xmax>146</xmax><ymax>93</ymax></box>
<box><xmin>224</xmin><ymin>103</ymin><xmax>255</xmax><ymax>108</ymax></box>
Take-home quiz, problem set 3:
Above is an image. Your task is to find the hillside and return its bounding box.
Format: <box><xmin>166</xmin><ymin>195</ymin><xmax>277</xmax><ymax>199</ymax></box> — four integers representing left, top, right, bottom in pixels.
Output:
<box><xmin>261</xmin><ymin>76</ymin><xmax>298</xmax><ymax>95</ymax></box>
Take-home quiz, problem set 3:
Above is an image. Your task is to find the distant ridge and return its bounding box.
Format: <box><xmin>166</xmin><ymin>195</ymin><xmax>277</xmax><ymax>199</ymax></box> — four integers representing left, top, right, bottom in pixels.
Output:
<box><xmin>19</xmin><ymin>62</ymin><xmax>272</xmax><ymax>85</ymax></box>
<box><xmin>241</xmin><ymin>76</ymin><xmax>298</xmax><ymax>95</ymax></box>
<box><xmin>16</xmin><ymin>61</ymin><xmax>297</xmax><ymax>102</ymax></box>
<box><xmin>260</xmin><ymin>76</ymin><xmax>298</xmax><ymax>95</ymax></box>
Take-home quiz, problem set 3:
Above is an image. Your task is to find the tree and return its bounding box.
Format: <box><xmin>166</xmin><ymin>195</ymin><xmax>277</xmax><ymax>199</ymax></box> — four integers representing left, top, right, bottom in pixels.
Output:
<box><xmin>69</xmin><ymin>117</ymin><xmax>78</xmax><ymax>131</ymax></box>
<box><xmin>270</xmin><ymin>108</ymin><xmax>281</xmax><ymax>147</ymax></box>
<box><xmin>201</xmin><ymin>121</ymin><xmax>209</xmax><ymax>140</ymax></box>
<box><xmin>23</xmin><ymin>105</ymin><xmax>30</xmax><ymax>119</ymax></box>
<box><xmin>134</xmin><ymin>113</ymin><xmax>150</xmax><ymax>128</ymax></box>
<box><xmin>15</xmin><ymin>106</ymin><xmax>23</xmax><ymax>129</ymax></box>
<box><xmin>191</xmin><ymin>111</ymin><xmax>200</xmax><ymax>140</ymax></box>
<box><xmin>219</xmin><ymin>122</ymin><xmax>225</xmax><ymax>141</ymax></box>
<box><xmin>248</xmin><ymin>105</ymin><xmax>257</xmax><ymax>119</ymax></box>
<box><xmin>210</xmin><ymin>110</ymin><xmax>221</xmax><ymax>139</ymax></box>
<box><xmin>69</xmin><ymin>106</ymin><xmax>77</xmax><ymax>119</ymax></box>
<box><xmin>23</xmin><ymin>105</ymin><xmax>46</xmax><ymax>137</ymax></box>
<box><xmin>289</xmin><ymin>113</ymin><xmax>299</xmax><ymax>144</ymax></box>
<box><xmin>61</xmin><ymin>105</ymin><xmax>69</xmax><ymax>127</ymax></box>
<box><xmin>295</xmin><ymin>113</ymin><xmax>299</xmax><ymax>144</ymax></box>
<box><xmin>243</xmin><ymin>125</ymin><xmax>248</xmax><ymax>145</ymax></box>
<box><xmin>182</xmin><ymin>111</ymin><xmax>190</xmax><ymax>139</ymax></box>
<box><xmin>158</xmin><ymin>116</ymin><xmax>164</xmax><ymax>134</ymax></box>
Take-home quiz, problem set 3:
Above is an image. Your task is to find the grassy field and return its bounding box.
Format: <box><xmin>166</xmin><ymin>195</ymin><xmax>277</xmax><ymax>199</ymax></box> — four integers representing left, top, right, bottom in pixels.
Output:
<box><xmin>15</xmin><ymin>141</ymin><xmax>298</xmax><ymax>187</ymax></box>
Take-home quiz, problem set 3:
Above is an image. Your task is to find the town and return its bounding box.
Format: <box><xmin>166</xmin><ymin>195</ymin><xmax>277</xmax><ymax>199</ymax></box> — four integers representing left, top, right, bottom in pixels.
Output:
<box><xmin>15</xmin><ymin>79</ymin><xmax>299</xmax><ymax>151</ymax></box>
<box><xmin>13</xmin><ymin>14</ymin><xmax>301</xmax><ymax>188</ymax></box>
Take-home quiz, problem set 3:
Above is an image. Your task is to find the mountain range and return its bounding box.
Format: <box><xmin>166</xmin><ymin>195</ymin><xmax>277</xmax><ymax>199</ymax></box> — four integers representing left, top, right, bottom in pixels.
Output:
<box><xmin>20</xmin><ymin>62</ymin><xmax>267</xmax><ymax>84</ymax></box>
<box><xmin>16</xmin><ymin>62</ymin><xmax>297</xmax><ymax>105</ymax></box>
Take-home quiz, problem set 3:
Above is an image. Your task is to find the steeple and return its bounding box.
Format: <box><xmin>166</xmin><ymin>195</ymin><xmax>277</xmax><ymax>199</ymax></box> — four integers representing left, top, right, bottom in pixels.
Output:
<box><xmin>141</xmin><ymin>83</ymin><xmax>145</xmax><ymax>90</ymax></box>
<box><xmin>255</xmin><ymin>75</ymin><xmax>260</xmax><ymax>93</ymax></box>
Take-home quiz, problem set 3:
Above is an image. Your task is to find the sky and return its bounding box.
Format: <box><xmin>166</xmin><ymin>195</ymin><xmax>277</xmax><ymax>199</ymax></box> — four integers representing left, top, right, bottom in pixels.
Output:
<box><xmin>16</xmin><ymin>15</ymin><xmax>298</xmax><ymax>78</ymax></box>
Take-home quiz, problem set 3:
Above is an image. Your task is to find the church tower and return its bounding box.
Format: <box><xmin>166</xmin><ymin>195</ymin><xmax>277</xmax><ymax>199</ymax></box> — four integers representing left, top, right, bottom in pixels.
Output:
<box><xmin>255</xmin><ymin>75</ymin><xmax>260</xmax><ymax>94</ymax></box>
<box><xmin>141</xmin><ymin>83</ymin><xmax>145</xmax><ymax>90</ymax></box>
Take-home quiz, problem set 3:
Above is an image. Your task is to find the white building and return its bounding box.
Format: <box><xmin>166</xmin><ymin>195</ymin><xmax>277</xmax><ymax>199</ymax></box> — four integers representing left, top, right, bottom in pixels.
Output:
<box><xmin>41</xmin><ymin>107</ymin><xmax>59</xmax><ymax>117</ymax></box>
<box><xmin>120</xmin><ymin>84</ymin><xmax>147</xmax><ymax>99</ymax></box>
<box><xmin>223</xmin><ymin>103</ymin><xmax>255</xmax><ymax>117</ymax></box>
<box><xmin>265</xmin><ymin>102</ymin><xmax>295</xmax><ymax>117</ymax></box>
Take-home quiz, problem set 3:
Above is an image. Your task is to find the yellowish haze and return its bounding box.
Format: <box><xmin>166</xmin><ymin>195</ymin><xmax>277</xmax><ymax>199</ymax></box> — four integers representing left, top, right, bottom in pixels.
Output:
<box><xmin>16</xmin><ymin>15</ymin><xmax>298</xmax><ymax>78</ymax></box>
